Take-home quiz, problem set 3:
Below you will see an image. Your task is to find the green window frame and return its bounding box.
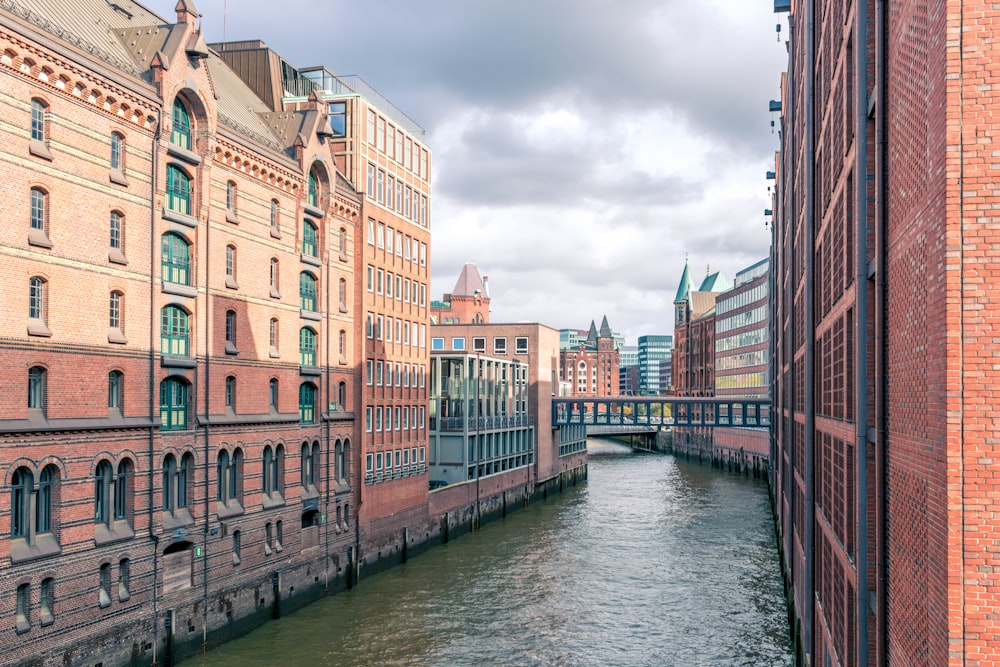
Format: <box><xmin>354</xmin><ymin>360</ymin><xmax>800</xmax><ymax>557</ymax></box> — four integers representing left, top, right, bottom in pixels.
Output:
<box><xmin>303</xmin><ymin>219</ymin><xmax>318</xmax><ymax>257</ymax></box>
<box><xmin>161</xmin><ymin>233</ymin><xmax>190</xmax><ymax>285</ymax></box>
<box><xmin>160</xmin><ymin>306</ymin><xmax>189</xmax><ymax>357</ymax></box>
<box><xmin>299</xmin><ymin>384</ymin><xmax>316</xmax><ymax>424</ymax></box>
<box><xmin>307</xmin><ymin>172</ymin><xmax>318</xmax><ymax>208</ymax></box>
<box><xmin>300</xmin><ymin>327</ymin><xmax>316</xmax><ymax>367</ymax></box>
<box><xmin>160</xmin><ymin>378</ymin><xmax>188</xmax><ymax>430</ymax></box>
<box><xmin>171</xmin><ymin>99</ymin><xmax>192</xmax><ymax>150</ymax></box>
<box><xmin>300</xmin><ymin>272</ymin><xmax>317</xmax><ymax>312</ymax></box>
<box><xmin>166</xmin><ymin>165</ymin><xmax>191</xmax><ymax>215</ymax></box>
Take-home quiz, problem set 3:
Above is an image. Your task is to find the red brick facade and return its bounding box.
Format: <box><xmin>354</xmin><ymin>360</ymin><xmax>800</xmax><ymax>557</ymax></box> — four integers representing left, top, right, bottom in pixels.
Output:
<box><xmin>770</xmin><ymin>1</ymin><xmax>1000</xmax><ymax>665</ymax></box>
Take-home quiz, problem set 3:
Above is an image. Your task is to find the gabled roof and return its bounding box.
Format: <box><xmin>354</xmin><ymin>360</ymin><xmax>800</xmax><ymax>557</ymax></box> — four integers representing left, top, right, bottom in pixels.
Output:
<box><xmin>451</xmin><ymin>263</ymin><xmax>487</xmax><ymax>298</ymax></box>
<box><xmin>699</xmin><ymin>271</ymin><xmax>731</xmax><ymax>293</ymax></box>
<box><xmin>675</xmin><ymin>257</ymin><xmax>693</xmax><ymax>303</ymax></box>
<box><xmin>599</xmin><ymin>315</ymin><xmax>613</xmax><ymax>338</ymax></box>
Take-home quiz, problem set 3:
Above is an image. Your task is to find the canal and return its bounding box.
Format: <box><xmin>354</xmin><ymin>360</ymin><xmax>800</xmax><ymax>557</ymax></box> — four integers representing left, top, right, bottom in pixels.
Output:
<box><xmin>182</xmin><ymin>439</ymin><xmax>793</xmax><ymax>666</ymax></box>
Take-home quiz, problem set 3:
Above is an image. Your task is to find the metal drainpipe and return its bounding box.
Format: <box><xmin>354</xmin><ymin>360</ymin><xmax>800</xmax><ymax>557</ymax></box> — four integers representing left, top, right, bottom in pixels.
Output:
<box><xmin>854</xmin><ymin>1</ymin><xmax>871</xmax><ymax>663</ymax></box>
<box><xmin>149</xmin><ymin>109</ymin><xmax>162</xmax><ymax>667</ymax></box>
<box><xmin>873</xmin><ymin>0</ymin><xmax>888</xmax><ymax>661</ymax></box>
<box><xmin>324</xmin><ymin>207</ymin><xmax>331</xmax><ymax>593</ymax></box>
<box><xmin>803</xmin><ymin>0</ymin><xmax>817</xmax><ymax>658</ymax></box>
<box><xmin>201</xmin><ymin>137</ymin><xmax>211</xmax><ymax>652</ymax></box>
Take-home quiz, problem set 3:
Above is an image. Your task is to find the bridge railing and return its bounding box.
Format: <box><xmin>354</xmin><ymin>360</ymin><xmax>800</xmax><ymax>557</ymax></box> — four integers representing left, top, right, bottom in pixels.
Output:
<box><xmin>551</xmin><ymin>397</ymin><xmax>771</xmax><ymax>428</ymax></box>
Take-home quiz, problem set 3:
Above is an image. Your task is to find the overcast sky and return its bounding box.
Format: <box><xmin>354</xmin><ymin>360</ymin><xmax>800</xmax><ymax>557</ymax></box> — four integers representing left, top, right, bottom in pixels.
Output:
<box><xmin>146</xmin><ymin>0</ymin><xmax>786</xmax><ymax>344</ymax></box>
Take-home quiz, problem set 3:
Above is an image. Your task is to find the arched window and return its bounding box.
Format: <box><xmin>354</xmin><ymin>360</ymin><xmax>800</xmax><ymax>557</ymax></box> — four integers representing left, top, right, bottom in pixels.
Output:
<box><xmin>160</xmin><ymin>378</ymin><xmax>189</xmax><ymax>430</ymax></box>
<box><xmin>108</xmin><ymin>370</ymin><xmax>123</xmax><ymax>411</ymax></box>
<box><xmin>269</xmin><ymin>318</ymin><xmax>279</xmax><ymax>351</ymax></box>
<box><xmin>29</xmin><ymin>277</ymin><xmax>47</xmax><ymax>321</ymax></box>
<box><xmin>225</xmin><ymin>310</ymin><xmax>237</xmax><ymax>352</ymax></box>
<box><xmin>270</xmin><ymin>199</ymin><xmax>279</xmax><ymax>227</ymax></box>
<box><xmin>225</xmin><ymin>375</ymin><xmax>236</xmax><ymax>409</ymax></box>
<box><xmin>339</xmin><ymin>278</ymin><xmax>347</xmax><ymax>309</ymax></box>
<box><xmin>303</xmin><ymin>219</ymin><xmax>318</xmax><ymax>257</ymax></box>
<box><xmin>110</xmin><ymin>132</ymin><xmax>125</xmax><ymax>171</ymax></box>
<box><xmin>339</xmin><ymin>227</ymin><xmax>347</xmax><ymax>256</ymax></box>
<box><xmin>301</xmin><ymin>441</ymin><xmax>320</xmax><ymax>488</ymax></box>
<box><xmin>109</xmin><ymin>290</ymin><xmax>123</xmax><ymax>330</ymax></box>
<box><xmin>299</xmin><ymin>383</ymin><xmax>316</xmax><ymax>424</ymax></box>
<box><xmin>11</xmin><ymin>467</ymin><xmax>33</xmax><ymax>537</ymax></box>
<box><xmin>115</xmin><ymin>460</ymin><xmax>131</xmax><ymax>521</ymax></box>
<box><xmin>161</xmin><ymin>233</ymin><xmax>191</xmax><ymax>285</ymax></box>
<box><xmin>95</xmin><ymin>460</ymin><xmax>114</xmax><ymax>525</ymax></box>
<box><xmin>217</xmin><ymin>448</ymin><xmax>243</xmax><ymax>506</ymax></box>
<box><xmin>300</xmin><ymin>327</ymin><xmax>316</xmax><ymax>367</ymax></box>
<box><xmin>216</xmin><ymin>450</ymin><xmax>230</xmax><ymax>501</ymax></box>
<box><xmin>263</xmin><ymin>446</ymin><xmax>274</xmax><ymax>495</ymax></box>
<box><xmin>28</xmin><ymin>366</ymin><xmax>46</xmax><ymax>413</ymax></box>
<box><xmin>270</xmin><ymin>258</ymin><xmax>279</xmax><ymax>292</ymax></box>
<box><xmin>171</xmin><ymin>99</ymin><xmax>192</xmax><ymax>149</ymax></box>
<box><xmin>30</xmin><ymin>187</ymin><xmax>46</xmax><ymax>232</ymax></box>
<box><xmin>160</xmin><ymin>306</ymin><xmax>189</xmax><ymax>357</ymax></box>
<box><xmin>225</xmin><ymin>244</ymin><xmax>237</xmax><ymax>280</ymax></box>
<box><xmin>269</xmin><ymin>378</ymin><xmax>279</xmax><ymax>411</ymax></box>
<box><xmin>339</xmin><ymin>329</ymin><xmax>347</xmax><ymax>359</ymax></box>
<box><xmin>338</xmin><ymin>381</ymin><xmax>347</xmax><ymax>410</ymax></box>
<box><xmin>31</xmin><ymin>98</ymin><xmax>47</xmax><ymax>142</ymax></box>
<box><xmin>166</xmin><ymin>165</ymin><xmax>192</xmax><ymax>215</ymax></box>
<box><xmin>307</xmin><ymin>171</ymin><xmax>319</xmax><ymax>208</ymax></box>
<box><xmin>263</xmin><ymin>444</ymin><xmax>284</xmax><ymax>497</ymax></box>
<box><xmin>37</xmin><ymin>465</ymin><xmax>56</xmax><ymax>534</ymax></box>
<box><xmin>226</xmin><ymin>180</ymin><xmax>237</xmax><ymax>213</ymax></box>
<box><xmin>337</xmin><ymin>440</ymin><xmax>348</xmax><ymax>482</ymax></box>
<box><xmin>300</xmin><ymin>272</ymin><xmax>317</xmax><ymax>312</ymax></box>
<box><xmin>110</xmin><ymin>211</ymin><xmax>124</xmax><ymax>250</ymax></box>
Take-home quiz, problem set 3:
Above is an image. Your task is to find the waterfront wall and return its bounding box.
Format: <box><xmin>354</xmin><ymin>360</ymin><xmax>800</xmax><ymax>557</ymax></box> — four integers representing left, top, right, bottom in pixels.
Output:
<box><xmin>664</xmin><ymin>427</ymin><xmax>768</xmax><ymax>478</ymax></box>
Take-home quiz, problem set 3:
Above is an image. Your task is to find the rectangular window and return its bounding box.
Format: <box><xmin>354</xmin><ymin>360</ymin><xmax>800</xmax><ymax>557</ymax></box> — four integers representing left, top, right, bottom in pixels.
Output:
<box><xmin>452</xmin><ymin>337</ymin><xmax>466</xmax><ymax>351</ymax></box>
<box><xmin>377</xmin><ymin>223</ymin><xmax>385</xmax><ymax>249</ymax></box>
<box><xmin>420</xmin><ymin>284</ymin><xmax>427</xmax><ymax>307</ymax></box>
<box><xmin>366</xmin><ymin>312</ymin><xmax>374</xmax><ymax>339</ymax></box>
<box><xmin>376</xmin><ymin>406</ymin><xmax>383</xmax><ymax>431</ymax></box>
<box><xmin>420</xmin><ymin>324</ymin><xmax>426</xmax><ymax>348</ymax></box>
<box><xmin>473</xmin><ymin>337</ymin><xmax>486</xmax><ymax>352</ymax></box>
<box><xmin>367</xmin><ymin>265</ymin><xmax>374</xmax><ymax>292</ymax></box>
<box><xmin>377</xmin><ymin>116</ymin><xmax>385</xmax><ymax>152</ymax></box>
<box><xmin>367</xmin><ymin>218</ymin><xmax>375</xmax><ymax>246</ymax></box>
<box><xmin>396</xmin><ymin>275</ymin><xmax>402</xmax><ymax>300</ymax></box>
<box><xmin>405</xmin><ymin>137</ymin><xmax>412</xmax><ymax>169</ymax></box>
<box><xmin>367</xmin><ymin>110</ymin><xmax>376</xmax><ymax>144</ymax></box>
<box><xmin>420</xmin><ymin>243</ymin><xmax>427</xmax><ymax>267</ymax></box>
<box><xmin>396</xmin><ymin>181</ymin><xmax>404</xmax><ymax>213</ymax></box>
<box><xmin>387</xmin><ymin>175</ymin><xmax>395</xmax><ymax>209</ymax></box>
<box><xmin>377</xmin><ymin>268</ymin><xmax>384</xmax><ymax>294</ymax></box>
<box><xmin>420</xmin><ymin>149</ymin><xmax>428</xmax><ymax>180</ymax></box>
<box><xmin>515</xmin><ymin>337</ymin><xmax>529</xmax><ymax>354</ymax></box>
<box><xmin>386</xmin><ymin>228</ymin><xmax>394</xmax><ymax>255</ymax></box>
<box><xmin>377</xmin><ymin>315</ymin><xmax>384</xmax><ymax>340</ymax></box>
<box><xmin>404</xmin><ymin>186</ymin><xmax>411</xmax><ymax>217</ymax></box>
<box><xmin>386</xmin><ymin>274</ymin><xmax>393</xmax><ymax>298</ymax></box>
<box><xmin>387</xmin><ymin>125</ymin><xmax>395</xmax><ymax>159</ymax></box>
<box><xmin>376</xmin><ymin>169</ymin><xmax>385</xmax><ymax>204</ymax></box>
<box><xmin>420</xmin><ymin>196</ymin><xmax>428</xmax><ymax>227</ymax></box>
<box><xmin>431</xmin><ymin>337</ymin><xmax>444</xmax><ymax>351</ymax></box>
<box><xmin>366</xmin><ymin>164</ymin><xmax>375</xmax><ymax>198</ymax></box>
<box><xmin>365</xmin><ymin>407</ymin><xmax>373</xmax><ymax>432</ymax></box>
<box><xmin>366</xmin><ymin>359</ymin><xmax>373</xmax><ymax>385</ymax></box>
<box><xmin>328</xmin><ymin>102</ymin><xmax>347</xmax><ymax>137</ymax></box>
<box><xmin>494</xmin><ymin>337</ymin><xmax>507</xmax><ymax>354</ymax></box>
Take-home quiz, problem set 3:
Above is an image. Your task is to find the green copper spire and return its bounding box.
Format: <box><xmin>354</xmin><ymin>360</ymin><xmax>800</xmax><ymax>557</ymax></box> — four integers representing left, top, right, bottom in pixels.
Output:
<box><xmin>674</xmin><ymin>254</ymin><xmax>692</xmax><ymax>303</ymax></box>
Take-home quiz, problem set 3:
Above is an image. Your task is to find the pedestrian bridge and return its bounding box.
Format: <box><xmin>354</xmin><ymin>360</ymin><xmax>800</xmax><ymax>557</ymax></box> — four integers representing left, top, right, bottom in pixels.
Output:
<box><xmin>551</xmin><ymin>397</ymin><xmax>771</xmax><ymax>430</ymax></box>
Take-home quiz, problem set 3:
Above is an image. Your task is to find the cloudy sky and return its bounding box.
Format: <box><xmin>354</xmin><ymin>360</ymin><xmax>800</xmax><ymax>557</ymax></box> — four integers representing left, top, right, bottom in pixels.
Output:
<box><xmin>147</xmin><ymin>0</ymin><xmax>787</xmax><ymax>344</ymax></box>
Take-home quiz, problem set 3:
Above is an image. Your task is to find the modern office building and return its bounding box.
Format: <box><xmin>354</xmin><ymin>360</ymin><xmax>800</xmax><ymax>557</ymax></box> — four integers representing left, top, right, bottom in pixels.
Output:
<box><xmin>770</xmin><ymin>1</ymin><xmax>1000</xmax><ymax>664</ymax></box>
<box><xmin>715</xmin><ymin>258</ymin><xmax>769</xmax><ymax>399</ymax></box>
<box><xmin>618</xmin><ymin>345</ymin><xmax>639</xmax><ymax>395</ymax></box>
<box><xmin>637</xmin><ymin>335</ymin><xmax>673</xmax><ymax>396</ymax></box>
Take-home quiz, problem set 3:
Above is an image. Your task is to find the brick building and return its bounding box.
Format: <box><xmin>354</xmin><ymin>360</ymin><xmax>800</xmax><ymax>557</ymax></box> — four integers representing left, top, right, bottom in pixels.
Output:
<box><xmin>558</xmin><ymin>317</ymin><xmax>620</xmax><ymax>398</ymax></box>
<box><xmin>0</xmin><ymin>1</ymin><xmax>364</xmax><ymax>664</ymax></box>
<box><xmin>430</xmin><ymin>262</ymin><xmax>490</xmax><ymax>324</ymax></box>
<box><xmin>770</xmin><ymin>1</ymin><xmax>1000</xmax><ymax>664</ymax></box>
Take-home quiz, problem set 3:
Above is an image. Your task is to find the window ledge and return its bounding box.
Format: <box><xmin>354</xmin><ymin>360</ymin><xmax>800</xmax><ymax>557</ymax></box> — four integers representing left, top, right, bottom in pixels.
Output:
<box><xmin>162</xmin><ymin>356</ymin><xmax>196</xmax><ymax>369</ymax></box>
<box><xmin>339</xmin><ymin>252</ymin><xmax>348</xmax><ymax>263</ymax></box>
<box><xmin>226</xmin><ymin>210</ymin><xmax>240</xmax><ymax>224</ymax></box>
<box><xmin>109</xmin><ymin>169</ymin><xmax>129</xmax><ymax>187</ymax></box>
<box><xmin>300</xmin><ymin>366</ymin><xmax>321</xmax><ymax>377</ymax></box>
<box><xmin>162</xmin><ymin>208</ymin><xmax>198</xmax><ymax>228</ymax></box>
<box><xmin>339</xmin><ymin>355</ymin><xmax>347</xmax><ymax>366</ymax></box>
<box><xmin>301</xmin><ymin>486</ymin><xmax>320</xmax><ymax>502</ymax></box>
<box><xmin>270</xmin><ymin>288</ymin><xmax>281</xmax><ymax>300</ymax></box>
<box><xmin>10</xmin><ymin>533</ymin><xmax>61</xmax><ymax>564</ymax></box>
<box><xmin>94</xmin><ymin>520</ymin><xmax>134</xmax><ymax>546</ymax></box>
<box><xmin>304</xmin><ymin>204</ymin><xmax>324</xmax><ymax>218</ymax></box>
<box><xmin>225</xmin><ymin>342</ymin><xmax>238</xmax><ymax>355</ymax></box>
<box><xmin>162</xmin><ymin>282</ymin><xmax>197</xmax><ymax>298</ymax></box>
<box><xmin>109</xmin><ymin>248</ymin><xmax>128</xmax><ymax>265</ymax></box>
<box><xmin>28</xmin><ymin>319</ymin><xmax>52</xmax><ymax>337</ymax></box>
<box><xmin>232</xmin><ymin>553</ymin><xmax>241</xmax><ymax>567</ymax></box>
<box><xmin>269</xmin><ymin>347</ymin><xmax>280</xmax><ymax>359</ymax></box>
<box><xmin>262</xmin><ymin>492</ymin><xmax>285</xmax><ymax>510</ymax></box>
<box><xmin>300</xmin><ymin>309</ymin><xmax>322</xmax><ymax>322</ymax></box>
<box><xmin>225</xmin><ymin>276</ymin><xmax>239</xmax><ymax>290</ymax></box>
<box><xmin>216</xmin><ymin>501</ymin><xmax>244</xmax><ymax>520</ymax></box>
<box><xmin>161</xmin><ymin>509</ymin><xmax>194</xmax><ymax>532</ymax></box>
<box><xmin>39</xmin><ymin>611</ymin><xmax>54</xmax><ymax>627</ymax></box>
<box><xmin>270</xmin><ymin>225</ymin><xmax>281</xmax><ymax>239</ymax></box>
<box><xmin>118</xmin><ymin>589</ymin><xmax>130</xmax><ymax>604</ymax></box>
<box><xmin>301</xmin><ymin>253</ymin><xmax>322</xmax><ymax>267</ymax></box>
<box><xmin>99</xmin><ymin>590</ymin><xmax>112</xmax><ymax>609</ymax></box>
<box><xmin>28</xmin><ymin>228</ymin><xmax>53</xmax><ymax>249</ymax></box>
<box><xmin>16</xmin><ymin>618</ymin><xmax>30</xmax><ymax>635</ymax></box>
<box><xmin>167</xmin><ymin>143</ymin><xmax>201</xmax><ymax>165</ymax></box>
<box><xmin>29</xmin><ymin>139</ymin><xmax>53</xmax><ymax>161</ymax></box>
<box><xmin>339</xmin><ymin>304</ymin><xmax>348</xmax><ymax>314</ymax></box>
<box><xmin>108</xmin><ymin>328</ymin><xmax>127</xmax><ymax>345</ymax></box>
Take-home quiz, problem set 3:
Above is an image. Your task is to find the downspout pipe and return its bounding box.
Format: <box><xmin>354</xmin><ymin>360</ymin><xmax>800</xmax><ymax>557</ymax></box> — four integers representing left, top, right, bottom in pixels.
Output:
<box><xmin>854</xmin><ymin>1</ymin><xmax>871</xmax><ymax>664</ymax></box>
<box><xmin>873</xmin><ymin>0</ymin><xmax>889</xmax><ymax>661</ymax></box>
<box><xmin>149</xmin><ymin>109</ymin><xmax>162</xmax><ymax>667</ymax></box>
<box><xmin>201</xmin><ymin>149</ymin><xmax>211</xmax><ymax>654</ymax></box>
<box><xmin>803</xmin><ymin>0</ymin><xmax>817</xmax><ymax>658</ymax></box>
